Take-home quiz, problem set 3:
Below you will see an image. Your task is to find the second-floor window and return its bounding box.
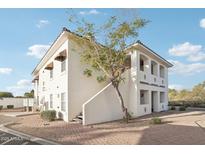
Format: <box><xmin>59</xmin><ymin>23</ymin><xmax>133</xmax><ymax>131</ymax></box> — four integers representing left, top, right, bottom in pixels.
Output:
<box><xmin>140</xmin><ymin>59</ymin><xmax>144</xmax><ymax>71</ymax></box>
<box><xmin>151</xmin><ymin>61</ymin><xmax>158</xmax><ymax>76</ymax></box>
<box><xmin>140</xmin><ymin>54</ymin><xmax>148</xmax><ymax>72</ymax></box>
<box><xmin>50</xmin><ymin>69</ymin><xmax>53</xmax><ymax>78</ymax></box>
<box><xmin>160</xmin><ymin>65</ymin><xmax>165</xmax><ymax>78</ymax></box>
<box><xmin>61</xmin><ymin>60</ymin><xmax>66</xmax><ymax>72</ymax></box>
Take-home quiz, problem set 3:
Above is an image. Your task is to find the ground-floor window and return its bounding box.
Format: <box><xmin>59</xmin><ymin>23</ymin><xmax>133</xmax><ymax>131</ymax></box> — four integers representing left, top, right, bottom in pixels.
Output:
<box><xmin>61</xmin><ymin>92</ymin><xmax>66</xmax><ymax>111</ymax></box>
<box><xmin>140</xmin><ymin>90</ymin><xmax>149</xmax><ymax>104</ymax></box>
<box><xmin>160</xmin><ymin>92</ymin><xmax>165</xmax><ymax>103</ymax></box>
<box><xmin>50</xmin><ymin>94</ymin><xmax>53</xmax><ymax>108</ymax></box>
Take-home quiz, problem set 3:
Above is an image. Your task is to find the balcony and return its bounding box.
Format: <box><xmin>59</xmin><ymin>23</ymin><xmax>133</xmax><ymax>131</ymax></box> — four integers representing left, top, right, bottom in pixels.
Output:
<box><xmin>150</xmin><ymin>74</ymin><xmax>158</xmax><ymax>85</ymax></box>
<box><xmin>139</xmin><ymin>71</ymin><xmax>149</xmax><ymax>83</ymax></box>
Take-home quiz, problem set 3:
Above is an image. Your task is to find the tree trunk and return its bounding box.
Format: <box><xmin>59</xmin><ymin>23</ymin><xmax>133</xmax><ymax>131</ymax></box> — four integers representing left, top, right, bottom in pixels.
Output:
<box><xmin>112</xmin><ymin>83</ymin><xmax>129</xmax><ymax>123</ymax></box>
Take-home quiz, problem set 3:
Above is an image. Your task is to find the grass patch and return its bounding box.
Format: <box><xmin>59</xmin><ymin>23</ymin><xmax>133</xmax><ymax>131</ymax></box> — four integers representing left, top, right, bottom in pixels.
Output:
<box><xmin>151</xmin><ymin>117</ymin><xmax>162</xmax><ymax>124</ymax></box>
<box><xmin>179</xmin><ymin>106</ymin><xmax>186</xmax><ymax>111</ymax></box>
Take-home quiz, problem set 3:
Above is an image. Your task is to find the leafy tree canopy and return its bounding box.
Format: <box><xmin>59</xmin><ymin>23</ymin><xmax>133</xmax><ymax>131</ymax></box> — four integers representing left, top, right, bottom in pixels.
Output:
<box><xmin>0</xmin><ymin>92</ymin><xmax>14</xmax><ymax>98</ymax></box>
<box><xmin>67</xmin><ymin>9</ymin><xmax>148</xmax><ymax>123</ymax></box>
<box><xmin>169</xmin><ymin>81</ymin><xmax>205</xmax><ymax>102</ymax></box>
<box><xmin>24</xmin><ymin>90</ymin><xmax>34</xmax><ymax>98</ymax></box>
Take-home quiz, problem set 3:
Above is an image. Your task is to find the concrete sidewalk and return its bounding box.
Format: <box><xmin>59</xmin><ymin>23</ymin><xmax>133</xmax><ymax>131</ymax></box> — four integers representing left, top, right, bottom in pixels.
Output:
<box><xmin>0</xmin><ymin>125</ymin><xmax>59</xmax><ymax>145</ymax></box>
<box><xmin>0</xmin><ymin>112</ymin><xmax>39</xmax><ymax>117</ymax></box>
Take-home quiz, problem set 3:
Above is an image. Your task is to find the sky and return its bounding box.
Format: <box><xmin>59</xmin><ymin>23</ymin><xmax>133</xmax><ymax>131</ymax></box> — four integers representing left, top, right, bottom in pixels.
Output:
<box><xmin>0</xmin><ymin>8</ymin><xmax>205</xmax><ymax>96</ymax></box>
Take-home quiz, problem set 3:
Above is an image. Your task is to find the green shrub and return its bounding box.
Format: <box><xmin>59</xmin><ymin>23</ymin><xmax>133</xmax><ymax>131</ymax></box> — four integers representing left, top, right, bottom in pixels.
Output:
<box><xmin>7</xmin><ymin>105</ymin><xmax>14</xmax><ymax>109</ymax></box>
<box><xmin>170</xmin><ymin>106</ymin><xmax>176</xmax><ymax>110</ymax></box>
<box><xmin>179</xmin><ymin>106</ymin><xmax>186</xmax><ymax>111</ymax></box>
<box><xmin>40</xmin><ymin>110</ymin><xmax>56</xmax><ymax>121</ymax></box>
<box><xmin>0</xmin><ymin>105</ymin><xmax>3</xmax><ymax>110</ymax></box>
<box><xmin>151</xmin><ymin>117</ymin><xmax>162</xmax><ymax>124</ymax></box>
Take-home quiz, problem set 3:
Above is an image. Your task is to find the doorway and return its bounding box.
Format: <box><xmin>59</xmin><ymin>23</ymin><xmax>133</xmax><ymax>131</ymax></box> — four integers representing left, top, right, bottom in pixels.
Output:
<box><xmin>151</xmin><ymin>91</ymin><xmax>158</xmax><ymax>112</ymax></box>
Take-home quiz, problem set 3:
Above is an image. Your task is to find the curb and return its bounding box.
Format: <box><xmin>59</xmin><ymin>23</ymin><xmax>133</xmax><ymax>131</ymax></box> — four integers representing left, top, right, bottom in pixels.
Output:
<box><xmin>195</xmin><ymin>120</ymin><xmax>205</xmax><ymax>132</ymax></box>
<box><xmin>0</xmin><ymin>124</ymin><xmax>59</xmax><ymax>145</ymax></box>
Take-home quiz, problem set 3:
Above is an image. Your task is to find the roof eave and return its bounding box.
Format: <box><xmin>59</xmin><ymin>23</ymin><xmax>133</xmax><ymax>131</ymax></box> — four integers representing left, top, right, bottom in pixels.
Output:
<box><xmin>126</xmin><ymin>41</ymin><xmax>173</xmax><ymax>68</ymax></box>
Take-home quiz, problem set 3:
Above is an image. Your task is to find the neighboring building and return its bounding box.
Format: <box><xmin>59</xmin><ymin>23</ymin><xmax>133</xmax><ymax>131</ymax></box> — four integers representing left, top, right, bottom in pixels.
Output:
<box><xmin>32</xmin><ymin>28</ymin><xmax>173</xmax><ymax>125</ymax></box>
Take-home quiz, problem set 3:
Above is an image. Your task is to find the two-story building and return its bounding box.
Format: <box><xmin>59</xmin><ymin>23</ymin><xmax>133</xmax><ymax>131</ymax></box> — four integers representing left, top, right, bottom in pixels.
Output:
<box><xmin>32</xmin><ymin>28</ymin><xmax>173</xmax><ymax>125</ymax></box>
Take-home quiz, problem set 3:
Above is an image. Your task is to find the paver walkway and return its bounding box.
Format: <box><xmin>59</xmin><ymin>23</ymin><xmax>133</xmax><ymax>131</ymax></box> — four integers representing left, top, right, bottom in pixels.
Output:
<box><xmin>6</xmin><ymin>110</ymin><xmax>205</xmax><ymax>144</ymax></box>
<box><xmin>0</xmin><ymin>115</ymin><xmax>19</xmax><ymax>125</ymax></box>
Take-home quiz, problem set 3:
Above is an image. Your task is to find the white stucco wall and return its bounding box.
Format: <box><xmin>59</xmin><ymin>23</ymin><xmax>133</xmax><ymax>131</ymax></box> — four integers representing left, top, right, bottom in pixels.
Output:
<box><xmin>68</xmin><ymin>38</ymin><xmax>108</xmax><ymax>121</ymax></box>
<box><xmin>33</xmin><ymin>30</ymin><xmax>170</xmax><ymax>125</ymax></box>
<box><xmin>83</xmin><ymin>71</ymin><xmax>130</xmax><ymax>125</ymax></box>
<box><xmin>0</xmin><ymin>98</ymin><xmax>24</xmax><ymax>108</ymax></box>
<box><xmin>35</xmin><ymin>39</ymin><xmax>69</xmax><ymax>121</ymax></box>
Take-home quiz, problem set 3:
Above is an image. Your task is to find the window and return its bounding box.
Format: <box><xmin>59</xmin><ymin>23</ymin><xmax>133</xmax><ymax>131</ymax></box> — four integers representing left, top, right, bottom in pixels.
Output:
<box><xmin>50</xmin><ymin>69</ymin><xmax>53</xmax><ymax>78</ymax></box>
<box><xmin>140</xmin><ymin>54</ymin><xmax>148</xmax><ymax>72</ymax></box>
<box><xmin>160</xmin><ymin>92</ymin><xmax>165</xmax><ymax>103</ymax></box>
<box><xmin>50</xmin><ymin>94</ymin><xmax>53</xmax><ymax>108</ymax></box>
<box><xmin>125</xmin><ymin>55</ymin><xmax>131</xmax><ymax>69</ymax></box>
<box><xmin>140</xmin><ymin>59</ymin><xmax>144</xmax><ymax>71</ymax></box>
<box><xmin>140</xmin><ymin>90</ymin><xmax>148</xmax><ymax>104</ymax></box>
<box><xmin>61</xmin><ymin>60</ymin><xmax>66</xmax><ymax>72</ymax></box>
<box><xmin>42</xmin><ymin>81</ymin><xmax>45</xmax><ymax>91</ymax></box>
<box><xmin>160</xmin><ymin>65</ymin><xmax>165</xmax><ymax>78</ymax></box>
<box><xmin>61</xmin><ymin>92</ymin><xmax>66</xmax><ymax>111</ymax></box>
<box><xmin>36</xmin><ymin>96</ymin><xmax>39</xmax><ymax>105</ymax></box>
<box><xmin>151</xmin><ymin>61</ymin><xmax>158</xmax><ymax>76</ymax></box>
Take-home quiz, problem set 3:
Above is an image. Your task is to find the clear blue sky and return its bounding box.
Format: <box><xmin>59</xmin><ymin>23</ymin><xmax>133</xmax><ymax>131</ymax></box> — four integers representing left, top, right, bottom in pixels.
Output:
<box><xmin>0</xmin><ymin>9</ymin><xmax>205</xmax><ymax>96</ymax></box>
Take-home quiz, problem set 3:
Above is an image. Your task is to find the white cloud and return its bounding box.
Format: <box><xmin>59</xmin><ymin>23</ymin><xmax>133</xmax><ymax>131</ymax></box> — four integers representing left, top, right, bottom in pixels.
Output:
<box><xmin>200</xmin><ymin>18</ymin><xmax>205</xmax><ymax>28</ymax></box>
<box><xmin>169</xmin><ymin>42</ymin><xmax>205</xmax><ymax>62</ymax></box>
<box><xmin>7</xmin><ymin>79</ymin><xmax>32</xmax><ymax>96</ymax></box>
<box><xmin>169</xmin><ymin>84</ymin><xmax>184</xmax><ymax>90</ymax></box>
<box><xmin>79</xmin><ymin>9</ymin><xmax>100</xmax><ymax>15</ymax></box>
<box><xmin>36</xmin><ymin>20</ymin><xmax>49</xmax><ymax>28</ymax></box>
<box><xmin>168</xmin><ymin>60</ymin><xmax>205</xmax><ymax>75</ymax></box>
<box><xmin>27</xmin><ymin>44</ymin><xmax>50</xmax><ymax>59</ymax></box>
<box><xmin>169</xmin><ymin>42</ymin><xmax>202</xmax><ymax>57</ymax></box>
<box><xmin>0</xmin><ymin>68</ymin><xmax>13</xmax><ymax>75</ymax></box>
<box><xmin>187</xmin><ymin>52</ymin><xmax>205</xmax><ymax>62</ymax></box>
<box><xmin>16</xmin><ymin>79</ymin><xmax>31</xmax><ymax>87</ymax></box>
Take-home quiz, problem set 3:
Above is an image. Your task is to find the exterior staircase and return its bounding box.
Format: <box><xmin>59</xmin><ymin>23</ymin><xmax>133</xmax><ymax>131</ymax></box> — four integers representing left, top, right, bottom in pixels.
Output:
<box><xmin>72</xmin><ymin>112</ymin><xmax>83</xmax><ymax>124</ymax></box>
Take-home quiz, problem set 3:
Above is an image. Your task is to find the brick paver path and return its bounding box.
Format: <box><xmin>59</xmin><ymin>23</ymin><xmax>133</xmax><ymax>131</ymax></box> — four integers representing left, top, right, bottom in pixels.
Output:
<box><xmin>6</xmin><ymin>110</ymin><xmax>205</xmax><ymax>144</ymax></box>
<box><xmin>0</xmin><ymin>115</ymin><xmax>19</xmax><ymax>125</ymax></box>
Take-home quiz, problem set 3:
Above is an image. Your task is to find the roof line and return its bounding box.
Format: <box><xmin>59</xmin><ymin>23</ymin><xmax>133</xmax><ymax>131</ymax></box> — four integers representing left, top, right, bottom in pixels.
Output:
<box><xmin>32</xmin><ymin>27</ymin><xmax>69</xmax><ymax>75</ymax></box>
<box><xmin>32</xmin><ymin>28</ymin><xmax>173</xmax><ymax>75</ymax></box>
<box><xmin>131</xmin><ymin>40</ymin><xmax>173</xmax><ymax>67</ymax></box>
